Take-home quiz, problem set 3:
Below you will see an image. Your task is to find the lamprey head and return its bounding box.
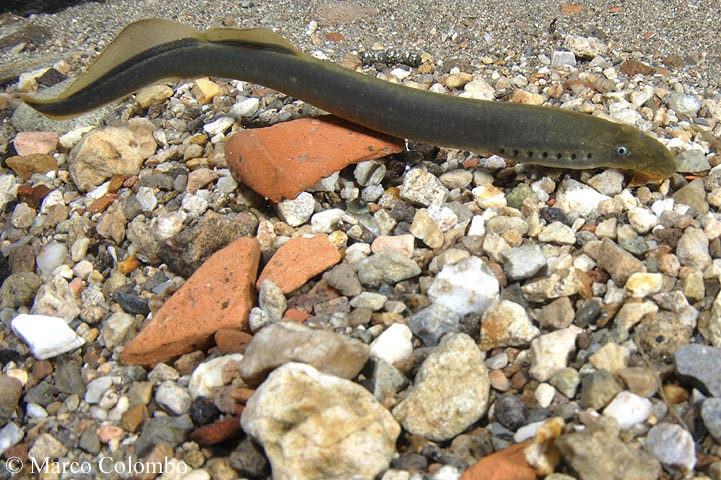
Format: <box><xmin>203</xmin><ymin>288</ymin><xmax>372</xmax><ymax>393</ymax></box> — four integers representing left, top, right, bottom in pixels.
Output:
<box><xmin>598</xmin><ymin>122</ymin><xmax>676</xmax><ymax>186</ymax></box>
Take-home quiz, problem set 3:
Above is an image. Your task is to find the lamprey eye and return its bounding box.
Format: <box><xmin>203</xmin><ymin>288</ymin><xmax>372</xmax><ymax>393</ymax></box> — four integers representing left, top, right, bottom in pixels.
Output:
<box><xmin>614</xmin><ymin>145</ymin><xmax>629</xmax><ymax>157</ymax></box>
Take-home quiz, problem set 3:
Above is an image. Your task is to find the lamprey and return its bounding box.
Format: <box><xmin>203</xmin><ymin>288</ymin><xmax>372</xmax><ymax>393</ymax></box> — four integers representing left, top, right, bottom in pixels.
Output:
<box><xmin>22</xmin><ymin>18</ymin><xmax>676</xmax><ymax>184</ymax></box>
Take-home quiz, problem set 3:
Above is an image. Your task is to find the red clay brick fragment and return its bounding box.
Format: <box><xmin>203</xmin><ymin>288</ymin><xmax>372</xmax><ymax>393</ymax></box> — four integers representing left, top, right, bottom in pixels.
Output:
<box><xmin>122</xmin><ymin>237</ymin><xmax>260</xmax><ymax>366</ymax></box>
<box><xmin>189</xmin><ymin>416</ymin><xmax>243</xmax><ymax>446</ymax></box>
<box><xmin>256</xmin><ymin>235</ymin><xmax>341</xmax><ymax>293</ymax></box>
<box><xmin>461</xmin><ymin>442</ymin><xmax>536</xmax><ymax>480</ymax></box>
<box><xmin>226</xmin><ymin>115</ymin><xmax>405</xmax><ymax>202</ymax></box>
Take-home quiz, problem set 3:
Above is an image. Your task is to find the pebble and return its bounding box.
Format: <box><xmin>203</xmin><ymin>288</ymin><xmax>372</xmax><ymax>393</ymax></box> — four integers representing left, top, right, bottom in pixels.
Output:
<box><xmin>0</xmin><ymin>376</ymin><xmax>23</xmax><ymax>420</ymax></box>
<box><xmin>665</xmin><ymin>92</ymin><xmax>701</xmax><ymax>118</ymax></box>
<box><xmin>586</xmin><ymin>170</ymin><xmax>625</xmax><ymax>196</ymax></box>
<box><xmin>392</xmin><ymin>333</ymin><xmax>490</xmax><ymax>441</ymax></box>
<box><xmin>188</xmin><ymin>353</ymin><xmax>244</xmax><ymax>398</ymax></box>
<box><xmin>549</xmin><ymin>368</ymin><xmax>581</xmax><ymax>399</ymax></box>
<box><xmin>410</xmin><ymin>208</ymin><xmax>444</xmax><ymax>248</ymax></box>
<box><xmin>0</xmin><ymin>272</ymin><xmax>42</xmax><ymax>309</ymax></box>
<box><xmin>135</xmin><ymin>84</ymin><xmax>174</xmax><ymax>108</ymax></box>
<box><xmin>676</xmin><ymin>227</ymin><xmax>712</xmax><ymax>269</ymax></box>
<box><xmin>589</xmin><ymin>342</ymin><xmax>629</xmax><ymax>373</ymax></box>
<box><xmin>580</xmin><ymin>370</ymin><xmax>623</xmax><ymax>411</ymax></box>
<box><xmin>241</xmin><ymin>362</ymin><xmax>400</xmax><ymax>480</ymax></box>
<box><xmin>701</xmin><ymin>398</ymin><xmax>721</xmax><ymax>442</ymax></box>
<box><xmin>135</xmin><ymin>414</ymin><xmax>194</xmax><ymax>457</ymax></box>
<box><xmin>479</xmin><ymin>300</ymin><xmax>540</xmax><ymax>351</ymax></box>
<box><xmin>28</xmin><ymin>432</ymin><xmax>68</xmax><ymax>460</ymax></box>
<box><xmin>370</xmin><ymin>323</ymin><xmax>413</xmax><ymax>366</ymax></box>
<box><xmin>625</xmin><ymin>272</ymin><xmax>664</xmax><ymax>297</ymax></box>
<box><xmin>645</xmin><ymin>423</ymin><xmax>696</xmax><ymax>472</ymax></box>
<box><xmin>529</xmin><ymin>326</ymin><xmax>581</xmax><ymax>382</ymax></box>
<box><xmin>551</xmin><ymin>50</ymin><xmax>576</xmax><ymax>66</ymax></box>
<box><xmin>500</xmin><ymin>244</ymin><xmax>545</xmax><ymax>281</ymax></box>
<box><xmin>399</xmin><ymin>168</ymin><xmax>449</xmax><ymax>206</ymax></box>
<box><xmin>555</xmin><ymin>418</ymin><xmax>660</xmax><ymax>480</ymax></box>
<box><xmin>0</xmin><ymin>422</ymin><xmax>23</xmax><ymax>456</ymax></box>
<box><xmin>11</xmin><ymin>313</ymin><xmax>85</xmax><ymax>360</ymax></box>
<box><xmin>676</xmin><ymin>148</ymin><xmax>710</xmax><ymax>173</ymax></box>
<box><xmin>156</xmin><ymin>381</ymin><xmax>192</xmax><ymax>415</ymax></box>
<box><xmin>627</xmin><ymin>207</ymin><xmax>658</xmax><ymax>234</ymax></box>
<box><xmin>357</xmin><ymin>248</ymin><xmax>421</xmax><ymax>287</ymax></box>
<box><xmin>674</xmin><ymin>344</ymin><xmax>721</xmax><ymax>397</ymax></box>
<box><xmin>35</xmin><ymin>240</ymin><xmax>68</xmax><ymax>278</ymax></box>
<box><xmin>238</xmin><ymin>321</ymin><xmax>369</xmax><ymax>387</ymax></box>
<box><xmin>68</xmin><ymin>119</ymin><xmax>157</xmax><ymax>191</ymax></box>
<box><xmin>276</xmin><ymin>191</ymin><xmax>315</xmax><ymax>227</ymax></box>
<box><xmin>371</xmin><ymin>234</ymin><xmax>415</xmax><ymax>257</ymax></box>
<box><xmin>428</xmin><ymin>256</ymin><xmax>499</xmax><ymax>316</ymax></box>
<box><xmin>602</xmin><ymin>391</ymin><xmax>652</xmax><ymax>429</ymax></box>
<box><xmin>229</xmin><ymin>97</ymin><xmax>260</xmax><ymax>118</ymax></box>
<box><xmin>203</xmin><ymin>116</ymin><xmax>235</xmax><ymax>136</ymax></box>
<box><xmin>407</xmin><ymin>303</ymin><xmax>463</xmax><ymax>347</ymax></box>
<box><xmin>592</xmin><ymin>238</ymin><xmax>644</xmax><ymax>285</ymax></box>
<box><xmin>538</xmin><ymin>221</ymin><xmax>576</xmax><ymax>244</ymax></box>
<box><xmin>555</xmin><ymin>179</ymin><xmax>611</xmax><ymax>217</ymax></box>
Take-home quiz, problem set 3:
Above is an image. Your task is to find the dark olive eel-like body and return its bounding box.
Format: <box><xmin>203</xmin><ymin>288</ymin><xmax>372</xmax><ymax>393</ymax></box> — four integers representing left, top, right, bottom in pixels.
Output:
<box><xmin>23</xmin><ymin>19</ymin><xmax>676</xmax><ymax>183</ymax></box>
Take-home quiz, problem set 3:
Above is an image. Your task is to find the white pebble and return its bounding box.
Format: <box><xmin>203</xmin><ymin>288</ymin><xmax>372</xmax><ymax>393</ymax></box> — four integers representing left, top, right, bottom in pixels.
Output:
<box><xmin>276</xmin><ymin>192</ymin><xmax>315</xmax><ymax>227</ymax></box>
<box><xmin>135</xmin><ymin>186</ymin><xmax>158</xmax><ymax>212</ymax></box>
<box><xmin>535</xmin><ymin>383</ymin><xmax>556</xmax><ymax>408</ymax></box>
<box><xmin>603</xmin><ymin>391</ymin><xmax>652</xmax><ymax>429</ymax></box>
<box><xmin>203</xmin><ymin>116</ymin><xmax>235</xmax><ymax>136</ymax></box>
<box><xmin>85</xmin><ymin>376</ymin><xmax>113</xmax><ymax>404</ymax></box>
<box><xmin>370</xmin><ymin>324</ymin><xmax>413</xmax><ymax>365</ymax></box>
<box><xmin>11</xmin><ymin>313</ymin><xmax>85</xmax><ymax>360</ymax></box>
<box><xmin>428</xmin><ymin>256</ymin><xmax>499</xmax><ymax>316</ymax></box>
<box><xmin>230</xmin><ymin>98</ymin><xmax>260</xmax><ymax>118</ymax></box>
<box><xmin>189</xmin><ymin>354</ymin><xmax>244</xmax><ymax>399</ymax></box>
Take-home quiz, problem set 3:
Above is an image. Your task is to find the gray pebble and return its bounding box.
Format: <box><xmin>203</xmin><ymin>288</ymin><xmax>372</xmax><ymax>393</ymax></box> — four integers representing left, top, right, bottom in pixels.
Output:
<box><xmin>356</xmin><ymin>249</ymin><xmax>421</xmax><ymax>288</ymax></box>
<box><xmin>0</xmin><ymin>422</ymin><xmax>23</xmax><ymax>456</ymax></box>
<box><xmin>407</xmin><ymin>302</ymin><xmax>462</xmax><ymax>347</ymax></box>
<box><xmin>84</xmin><ymin>376</ymin><xmax>112</xmax><ymax>404</ymax></box>
<box><xmin>579</xmin><ymin>369</ymin><xmax>622</xmax><ymax>410</ymax></box>
<box><xmin>702</xmin><ymin>398</ymin><xmax>721</xmax><ymax>442</ymax></box>
<box><xmin>156</xmin><ymin>381</ymin><xmax>192</xmax><ymax>415</ymax></box>
<box><xmin>323</xmin><ymin>263</ymin><xmax>363</xmax><ymax>297</ymax></box>
<box><xmin>79</xmin><ymin>426</ymin><xmax>101</xmax><ymax>454</ymax></box>
<box><xmin>675</xmin><ymin>344</ymin><xmax>721</xmax><ymax>397</ymax></box>
<box><xmin>645</xmin><ymin>423</ymin><xmax>696</xmax><ymax>472</ymax></box>
<box><xmin>135</xmin><ymin>414</ymin><xmax>194</xmax><ymax>457</ymax></box>
<box><xmin>0</xmin><ymin>272</ymin><xmax>42</xmax><ymax>309</ymax></box>
<box><xmin>501</xmin><ymin>244</ymin><xmax>545</xmax><ymax>281</ymax></box>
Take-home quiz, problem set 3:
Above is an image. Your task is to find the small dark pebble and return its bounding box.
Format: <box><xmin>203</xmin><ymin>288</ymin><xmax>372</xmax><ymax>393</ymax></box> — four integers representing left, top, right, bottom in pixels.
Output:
<box><xmin>135</xmin><ymin>414</ymin><xmax>194</xmax><ymax>457</ymax></box>
<box><xmin>79</xmin><ymin>425</ymin><xmax>101</xmax><ymax>454</ymax></box>
<box><xmin>229</xmin><ymin>437</ymin><xmax>270</xmax><ymax>478</ymax></box>
<box><xmin>494</xmin><ymin>394</ymin><xmax>528</xmax><ymax>431</ymax></box>
<box><xmin>391</xmin><ymin>453</ymin><xmax>428</xmax><ymax>472</ymax></box>
<box><xmin>24</xmin><ymin>380</ymin><xmax>59</xmax><ymax>407</ymax></box>
<box><xmin>55</xmin><ymin>362</ymin><xmax>85</xmax><ymax>396</ymax></box>
<box><xmin>190</xmin><ymin>396</ymin><xmax>221</xmax><ymax>426</ymax></box>
<box><xmin>139</xmin><ymin>172</ymin><xmax>175</xmax><ymax>190</ymax></box>
<box><xmin>541</xmin><ymin>207</ymin><xmax>569</xmax><ymax>225</ymax></box>
<box><xmin>574</xmin><ymin>298</ymin><xmax>602</xmax><ymax>328</ymax></box>
<box><xmin>36</xmin><ymin>68</ymin><xmax>66</xmax><ymax>87</ymax></box>
<box><xmin>113</xmin><ymin>289</ymin><xmax>150</xmax><ymax>315</ymax></box>
<box><xmin>0</xmin><ymin>349</ymin><xmax>23</xmax><ymax>367</ymax></box>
